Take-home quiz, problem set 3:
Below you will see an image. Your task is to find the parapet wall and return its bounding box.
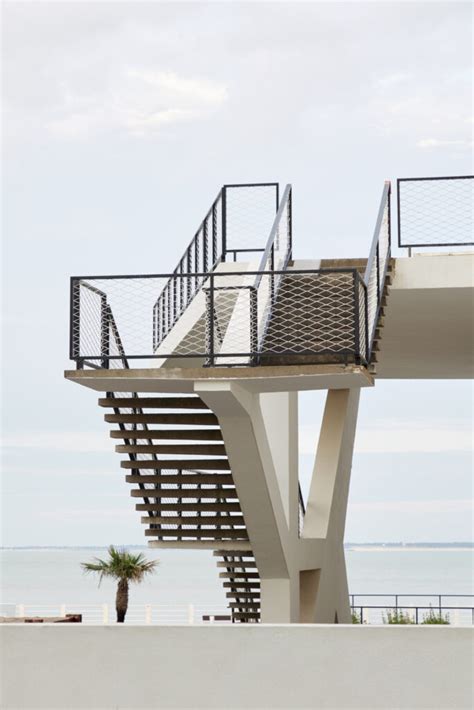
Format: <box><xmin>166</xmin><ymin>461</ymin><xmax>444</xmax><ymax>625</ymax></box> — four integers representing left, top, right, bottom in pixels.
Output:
<box><xmin>1</xmin><ymin>625</ymin><xmax>472</xmax><ymax>709</ymax></box>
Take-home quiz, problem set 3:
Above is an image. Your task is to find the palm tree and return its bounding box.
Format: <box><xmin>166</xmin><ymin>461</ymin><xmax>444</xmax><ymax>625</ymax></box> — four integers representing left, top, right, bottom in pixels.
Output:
<box><xmin>81</xmin><ymin>546</ymin><xmax>158</xmax><ymax>623</ymax></box>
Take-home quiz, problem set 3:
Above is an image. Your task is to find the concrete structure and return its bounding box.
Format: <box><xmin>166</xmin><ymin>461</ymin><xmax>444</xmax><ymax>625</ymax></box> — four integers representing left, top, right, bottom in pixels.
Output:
<box><xmin>1</xmin><ymin>625</ymin><xmax>472</xmax><ymax>709</ymax></box>
<box><xmin>65</xmin><ymin>179</ymin><xmax>473</xmax><ymax>624</ymax></box>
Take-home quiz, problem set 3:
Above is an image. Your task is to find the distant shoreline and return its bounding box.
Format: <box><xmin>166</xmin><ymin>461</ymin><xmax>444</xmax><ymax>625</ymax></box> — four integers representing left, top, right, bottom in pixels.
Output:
<box><xmin>1</xmin><ymin>543</ymin><xmax>473</xmax><ymax>551</ymax></box>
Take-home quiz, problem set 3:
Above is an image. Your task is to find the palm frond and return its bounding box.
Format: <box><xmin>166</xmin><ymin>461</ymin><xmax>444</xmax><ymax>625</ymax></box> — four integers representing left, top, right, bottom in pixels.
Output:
<box><xmin>81</xmin><ymin>546</ymin><xmax>159</xmax><ymax>586</ymax></box>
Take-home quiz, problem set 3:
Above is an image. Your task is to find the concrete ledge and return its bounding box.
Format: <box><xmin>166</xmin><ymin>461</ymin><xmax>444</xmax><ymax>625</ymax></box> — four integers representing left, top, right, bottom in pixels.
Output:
<box><xmin>64</xmin><ymin>363</ymin><xmax>373</xmax><ymax>393</ymax></box>
<box><xmin>1</xmin><ymin>625</ymin><xmax>472</xmax><ymax>709</ymax></box>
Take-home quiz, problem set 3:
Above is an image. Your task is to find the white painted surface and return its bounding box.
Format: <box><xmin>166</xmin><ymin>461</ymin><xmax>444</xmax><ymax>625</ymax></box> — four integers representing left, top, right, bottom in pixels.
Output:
<box><xmin>1</xmin><ymin>625</ymin><xmax>472</xmax><ymax>709</ymax></box>
<box><xmin>378</xmin><ymin>253</ymin><xmax>474</xmax><ymax>378</ymax></box>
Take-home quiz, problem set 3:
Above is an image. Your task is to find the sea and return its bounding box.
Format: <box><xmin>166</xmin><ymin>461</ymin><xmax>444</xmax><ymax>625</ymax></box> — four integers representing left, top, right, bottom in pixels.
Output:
<box><xmin>1</xmin><ymin>546</ymin><xmax>472</xmax><ymax>624</ymax></box>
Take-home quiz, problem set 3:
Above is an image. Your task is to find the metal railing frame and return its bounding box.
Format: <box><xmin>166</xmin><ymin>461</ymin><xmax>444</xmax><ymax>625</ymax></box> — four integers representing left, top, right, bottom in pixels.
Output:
<box><xmin>152</xmin><ymin>182</ymin><xmax>279</xmax><ymax>350</ymax></box>
<box><xmin>351</xmin><ymin>593</ymin><xmax>474</xmax><ymax>624</ymax></box>
<box><xmin>363</xmin><ymin>180</ymin><xmax>391</xmax><ymax>360</ymax></box>
<box><xmin>70</xmin><ymin>267</ymin><xmax>369</xmax><ymax>368</ymax></box>
<box><xmin>397</xmin><ymin>175</ymin><xmax>474</xmax><ymax>248</ymax></box>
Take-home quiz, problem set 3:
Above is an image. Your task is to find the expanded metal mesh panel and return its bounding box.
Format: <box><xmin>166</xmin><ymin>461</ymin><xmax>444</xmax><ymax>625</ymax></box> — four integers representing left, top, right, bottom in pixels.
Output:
<box><xmin>365</xmin><ymin>182</ymin><xmax>391</xmax><ymax>359</ymax></box>
<box><xmin>153</xmin><ymin>184</ymin><xmax>278</xmax><ymax>349</ymax></box>
<box><xmin>72</xmin><ymin>268</ymin><xmax>369</xmax><ymax>367</ymax></box>
<box><xmin>74</xmin><ymin>277</ymin><xmax>167</xmax><ymax>361</ymax></box>
<box><xmin>261</xmin><ymin>271</ymin><xmax>361</xmax><ymax>358</ymax></box>
<box><xmin>225</xmin><ymin>184</ymin><xmax>278</xmax><ymax>253</ymax></box>
<box><xmin>398</xmin><ymin>177</ymin><xmax>473</xmax><ymax>247</ymax></box>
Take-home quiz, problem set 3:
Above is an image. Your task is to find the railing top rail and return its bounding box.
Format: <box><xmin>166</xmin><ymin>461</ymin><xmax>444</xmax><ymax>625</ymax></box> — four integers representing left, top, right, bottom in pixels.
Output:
<box><xmin>72</xmin><ymin>266</ymin><xmax>363</xmax><ymax>281</ymax></box>
<box><xmin>254</xmin><ymin>183</ymin><xmax>292</xmax><ymax>289</ymax></box>
<box><xmin>363</xmin><ymin>180</ymin><xmax>390</xmax><ymax>285</ymax></box>
<box><xmin>223</xmin><ymin>181</ymin><xmax>279</xmax><ymax>188</ymax></box>
<box><xmin>397</xmin><ymin>175</ymin><xmax>473</xmax><ymax>249</ymax></box>
<box><xmin>397</xmin><ymin>174</ymin><xmax>474</xmax><ymax>183</ymax></box>
<box><xmin>352</xmin><ymin>593</ymin><xmax>474</xmax><ymax>598</ymax></box>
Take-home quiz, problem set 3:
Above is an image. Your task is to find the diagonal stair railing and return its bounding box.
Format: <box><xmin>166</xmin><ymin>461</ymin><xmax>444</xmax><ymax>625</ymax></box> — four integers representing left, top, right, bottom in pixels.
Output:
<box><xmin>363</xmin><ymin>180</ymin><xmax>391</xmax><ymax>362</ymax></box>
<box><xmin>152</xmin><ymin>183</ymin><xmax>279</xmax><ymax>351</ymax></box>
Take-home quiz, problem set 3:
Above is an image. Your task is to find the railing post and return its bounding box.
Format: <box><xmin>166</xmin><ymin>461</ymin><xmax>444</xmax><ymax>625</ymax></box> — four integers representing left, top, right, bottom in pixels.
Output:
<box><xmin>212</xmin><ymin>200</ymin><xmax>218</xmax><ymax>265</ymax></box>
<box><xmin>145</xmin><ymin>604</ymin><xmax>152</xmax><ymax>625</ymax></box>
<box><xmin>100</xmin><ymin>294</ymin><xmax>110</xmax><ymax>369</ymax></box>
<box><xmin>70</xmin><ymin>278</ymin><xmax>81</xmax><ymax>365</ymax></box>
<box><xmin>250</xmin><ymin>287</ymin><xmax>258</xmax><ymax>365</ymax></box>
<box><xmin>203</xmin><ymin>218</ymin><xmax>208</xmax><ymax>274</ymax></box>
<box><xmin>287</xmin><ymin>187</ymin><xmax>292</xmax><ymax>260</ymax></box>
<box><xmin>102</xmin><ymin>603</ymin><xmax>109</xmax><ymax>624</ymax></box>
<box><xmin>188</xmin><ymin>604</ymin><xmax>195</xmax><ymax>625</ymax></box>
<box><xmin>221</xmin><ymin>186</ymin><xmax>227</xmax><ymax>261</ymax></box>
<box><xmin>364</xmin><ymin>282</ymin><xmax>370</xmax><ymax>364</ymax></box>
<box><xmin>353</xmin><ymin>271</ymin><xmax>360</xmax><ymax>363</ymax></box>
<box><xmin>60</xmin><ymin>604</ymin><xmax>66</xmax><ymax>618</ymax></box>
<box><xmin>16</xmin><ymin>604</ymin><xmax>25</xmax><ymax>618</ymax></box>
<box><xmin>205</xmin><ymin>274</ymin><xmax>215</xmax><ymax>367</ymax></box>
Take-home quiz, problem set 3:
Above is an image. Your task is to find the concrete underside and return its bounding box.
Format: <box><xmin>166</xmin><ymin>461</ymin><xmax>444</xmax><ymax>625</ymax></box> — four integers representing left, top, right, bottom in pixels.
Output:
<box><xmin>64</xmin><ymin>363</ymin><xmax>373</xmax><ymax>393</ymax></box>
<box><xmin>1</xmin><ymin>625</ymin><xmax>472</xmax><ymax>709</ymax></box>
<box><xmin>378</xmin><ymin>253</ymin><xmax>473</xmax><ymax>378</ymax></box>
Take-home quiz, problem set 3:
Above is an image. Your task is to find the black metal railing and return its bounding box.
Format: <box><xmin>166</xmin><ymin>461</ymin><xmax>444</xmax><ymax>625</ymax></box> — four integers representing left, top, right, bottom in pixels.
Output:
<box><xmin>350</xmin><ymin>593</ymin><xmax>474</xmax><ymax>625</ymax></box>
<box><xmin>152</xmin><ymin>183</ymin><xmax>279</xmax><ymax>350</ymax></box>
<box><xmin>70</xmin><ymin>267</ymin><xmax>369</xmax><ymax>369</ymax></box>
<box><xmin>363</xmin><ymin>181</ymin><xmax>391</xmax><ymax>360</ymax></box>
<box><xmin>397</xmin><ymin>175</ymin><xmax>473</xmax><ymax>248</ymax></box>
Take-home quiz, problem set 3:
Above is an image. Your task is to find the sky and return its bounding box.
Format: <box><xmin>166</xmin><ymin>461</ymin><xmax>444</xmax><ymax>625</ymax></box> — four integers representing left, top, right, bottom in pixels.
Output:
<box><xmin>1</xmin><ymin>0</ymin><xmax>473</xmax><ymax>546</ymax></box>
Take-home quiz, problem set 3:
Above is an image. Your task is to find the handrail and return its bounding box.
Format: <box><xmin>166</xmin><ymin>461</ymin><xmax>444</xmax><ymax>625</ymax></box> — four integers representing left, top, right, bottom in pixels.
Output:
<box><xmin>363</xmin><ymin>180</ymin><xmax>391</xmax><ymax>361</ymax></box>
<box><xmin>152</xmin><ymin>183</ymin><xmax>280</xmax><ymax>350</ymax></box>
<box><xmin>254</xmin><ymin>183</ymin><xmax>292</xmax><ymax>289</ymax></box>
<box><xmin>363</xmin><ymin>181</ymin><xmax>391</xmax><ymax>285</ymax></box>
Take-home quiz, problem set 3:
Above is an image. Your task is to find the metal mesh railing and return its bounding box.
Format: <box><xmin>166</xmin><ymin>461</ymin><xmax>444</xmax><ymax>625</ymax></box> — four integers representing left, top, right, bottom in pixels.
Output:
<box><xmin>397</xmin><ymin>176</ymin><xmax>473</xmax><ymax>248</ymax></box>
<box><xmin>71</xmin><ymin>268</ymin><xmax>369</xmax><ymax>368</ymax></box>
<box><xmin>363</xmin><ymin>181</ymin><xmax>391</xmax><ymax>358</ymax></box>
<box><xmin>152</xmin><ymin>183</ymin><xmax>279</xmax><ymax>350</ymax></box>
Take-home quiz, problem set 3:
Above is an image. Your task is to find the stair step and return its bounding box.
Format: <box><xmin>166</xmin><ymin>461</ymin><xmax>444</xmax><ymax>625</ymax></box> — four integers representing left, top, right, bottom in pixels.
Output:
<box><xmin>226</xmin><ymin>592</ymin><xmax>260</xmax><ymax>599</ymax></box>
<box><xmin>110</xmin><ymin>429</ymin><xmax>223</xmax><ymax>441</ymax></box>
<box><xmin>105</xmin><ymin>413</ymin><xmax>218</xmax><ymax>425</ymax></box>
<box><xmin>232</xmin><ymin>612</ymin><xmax>260</xmax><ymax>620</ymax></box>
<box><xmin>99</xmin><ymin>397</ymin><xmax>208</xmax><ymax>409</ymax></box>
<box><xmin>216</xmin><ymin>560</ymin><xmax>257</xmax><ymax>568</ymax></box>
<box><xmin>136</xmin><ymin>502</ymin><xmax>242</xmax><ymax>513</ymax></box>
<box><xmin>213</xmin><ymin>550</ymin><xmax>255</xmax><ymax>557</ymax></box>
<box><xmin>121</xmin><ymin>459</ymin><xmax>230</xmax><ymax>471</ymax></box>
<box><xmin>126</xmin><ymin>474</ymin><xmax>234</xmax><ymax>485</ymax></box>
<box><xmin>125</xmin><ymin>473</ymin><xmax>234</xmax><ymax>486</ymax></box>
<box><xmin>131</xmin><ymin>488</ymin><xmax>238</xmax><ymax>500</ymax></box>
<box><xmin>142</xmin><ymin>515</ymin><xmax>245</xmax><ymax>525</ymax></box>
<box><xmin>116</xmin><ymin>444</ymin><xmax>227</xmax><ymax>455</ymax></box>
<box><xmin>228</xmin><ymin>602</ymin><xmax>260</xmax><ymax>609</ymax></box>
<box><xmin>219</xmin><ymin>572</ymin><xmax>260</xmax><ymax>579</ymax></box>
<box><xmin>223</xmin><ymin>582</ymin><xmax>260</xmax><ymax>589</ymax></box>
<box><xmin>145</xmin><ymin>529</ymin><xmax>249</xmax><ymax>540</ymax></box>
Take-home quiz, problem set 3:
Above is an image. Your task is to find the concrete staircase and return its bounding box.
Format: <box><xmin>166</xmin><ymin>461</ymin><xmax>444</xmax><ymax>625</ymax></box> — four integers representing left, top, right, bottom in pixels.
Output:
<box><xmin>99</xmin><ymin>393</ymin><xmax>260</xmax><ymax>622</ymax></box>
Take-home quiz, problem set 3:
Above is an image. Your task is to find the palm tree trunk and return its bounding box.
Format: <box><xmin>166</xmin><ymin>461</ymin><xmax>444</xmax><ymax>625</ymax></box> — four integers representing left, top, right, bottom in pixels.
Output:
<box><xmin>116</xmin><ymin>578</ymin><xmax>129</xmax><ymax>623</ymax></box>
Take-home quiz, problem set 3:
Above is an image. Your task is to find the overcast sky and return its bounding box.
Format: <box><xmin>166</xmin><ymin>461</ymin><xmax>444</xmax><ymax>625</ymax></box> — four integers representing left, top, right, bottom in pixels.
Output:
<box><xmin>1</xmin><ymin>1</ymin><xmax>473</xmax><ymax>546</ymax></box>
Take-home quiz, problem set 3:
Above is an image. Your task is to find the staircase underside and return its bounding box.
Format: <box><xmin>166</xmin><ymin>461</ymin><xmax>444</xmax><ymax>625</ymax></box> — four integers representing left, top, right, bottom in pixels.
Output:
<box><xmin>100</xmin><ymin>392</ymin><xmax>260</xmax><ymax>622</ymax></box>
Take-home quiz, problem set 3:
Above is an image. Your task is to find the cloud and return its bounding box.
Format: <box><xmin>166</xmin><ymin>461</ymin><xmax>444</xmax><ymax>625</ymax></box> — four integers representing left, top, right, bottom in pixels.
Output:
<box><xmin>2</xmin><ymin>431</ymin><xmax>112</xmax><ymax>454</ymax></box>
<box><xmin>417</xmin><ymin>138</ymin><xmax>473</xmax><ymax>149</ymax></box>
<box><xmin>300</xmin><ymin>420</ymin><xmax>474</xmax><ymax>455</ymax></box>
<box><xmin>373</xmin><ymin>73</ymin><xmax>411</xmax><ymax>89</ymax></box>
<box><xmin>350</xmin><ymin>499</ymin><xmax>474</xmax><ymax>514</ymax></box>
<box><xmin>46</xmin><ymin>69</ymin><xmax>228</xmax><ymax>138</ymax></box>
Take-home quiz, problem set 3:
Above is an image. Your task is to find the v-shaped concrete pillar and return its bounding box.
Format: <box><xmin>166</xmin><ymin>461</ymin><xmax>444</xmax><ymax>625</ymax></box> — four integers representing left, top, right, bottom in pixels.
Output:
<box><xmin>302</xmin><ymin>388</ymin><xmax>360</xmax><ymax>623</ymax></box>
<box><xmin>196</xmin><ymin>381</ymin><xmax>360</xmax><ymax>624</ymax></box>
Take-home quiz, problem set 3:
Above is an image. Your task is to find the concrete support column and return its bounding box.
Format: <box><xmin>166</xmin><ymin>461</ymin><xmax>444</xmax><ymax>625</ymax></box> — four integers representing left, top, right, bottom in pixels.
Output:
<box><xmin>302</xmin><ymin>388</ymin><xmax>360</xmax><ymax>623</ymax></box>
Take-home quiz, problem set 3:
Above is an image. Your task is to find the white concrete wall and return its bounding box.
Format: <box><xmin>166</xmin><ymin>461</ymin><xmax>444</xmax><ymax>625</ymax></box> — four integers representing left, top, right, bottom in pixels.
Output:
<box><xmin>1</xmin><ymin>625</ymin><xmax>472</xmax><ymax>709</ymax></box>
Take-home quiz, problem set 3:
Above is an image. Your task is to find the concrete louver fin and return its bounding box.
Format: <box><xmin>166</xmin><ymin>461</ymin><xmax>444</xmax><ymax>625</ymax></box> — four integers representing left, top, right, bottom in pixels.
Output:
<box><xmin>100</xmin><ymin>391</ymin><xmax>260</xmax><ymax>623</ymax></box>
